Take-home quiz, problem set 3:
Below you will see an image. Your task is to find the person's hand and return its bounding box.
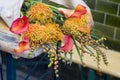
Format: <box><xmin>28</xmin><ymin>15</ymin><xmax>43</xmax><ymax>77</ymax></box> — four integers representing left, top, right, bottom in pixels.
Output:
<box><xmin>0</xmin><ymin>0</ymin><xmax>24</xmax><ymax>26</ymax></box>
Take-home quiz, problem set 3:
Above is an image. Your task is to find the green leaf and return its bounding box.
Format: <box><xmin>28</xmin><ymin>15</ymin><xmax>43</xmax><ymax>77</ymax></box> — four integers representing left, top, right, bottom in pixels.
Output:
<box><xmin>72</xmin><ymin>37</ymin><xmax>84</xmax><ymax>64</ymax></box>
<box><xmin>64</xmin><ymin>53</ymin><xmax>67</xmax><ymax>65</ymax></box>
<box><xmin>69</xmin><ymin>52</ymin><xmax>72</xmax><ymax>66</ymax></box>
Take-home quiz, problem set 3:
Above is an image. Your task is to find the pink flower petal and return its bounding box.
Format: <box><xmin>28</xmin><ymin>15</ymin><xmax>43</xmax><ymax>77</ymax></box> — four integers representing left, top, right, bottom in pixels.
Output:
<box><xmin>58</xmin><ymin>4</ymin><xmax>87</xmax><ymax>18</ymax></box>
<box><xmin>58</xmin><ymin>8</ymin><xmax>74</xmax><ymax>18</ymax></box>
<box><xmin>70</xmin><ymin>4</ymin><xmax>87</xmax><ymax>18</ymax></box>
<box><xmin>60</xmin><ymin>35</ymin><xmax>73</xmax><ymax>52</ymax></box>
<box><xmin>14</xmin><ymin>38</ymin><xmax>30</xmax><ymax>54</ymax></box>
<box><xmin>10</xmin><ymin>16</ymin><xmax>28</xmax><ymax>34</ymax></box>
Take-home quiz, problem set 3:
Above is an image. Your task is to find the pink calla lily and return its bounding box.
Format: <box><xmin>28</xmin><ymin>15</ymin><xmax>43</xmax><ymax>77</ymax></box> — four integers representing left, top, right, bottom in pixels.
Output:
<box><xmin>14</xmin><ymin>38</ymin><xmax>30</xmax><ymax>53</ymax></box>
<box><xmin>60</xmin><ymin>35</ymin><xmax>73</xmax><ymax>52</ymax></box>
<box><xmin>10</xmin><ymin>16</ymin><xmax>28</xmax><ymax>34</ymax></box>
<box><xmin>58</xmin><ymin>4</ymin><xmax>87</xmax><ymax>18</ymax></box>
<box><xmin>58</xmin><ymin>8</ymin><xmax>74</xmax><ymax>18</ymax></box>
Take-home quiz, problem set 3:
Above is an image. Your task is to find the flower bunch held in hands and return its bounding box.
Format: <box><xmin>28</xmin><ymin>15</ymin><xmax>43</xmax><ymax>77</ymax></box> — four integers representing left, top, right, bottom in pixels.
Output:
<box><xmin>10</xmin><ymin>1</ymin><xmax>108</xmax><ymax>77</ymax></box>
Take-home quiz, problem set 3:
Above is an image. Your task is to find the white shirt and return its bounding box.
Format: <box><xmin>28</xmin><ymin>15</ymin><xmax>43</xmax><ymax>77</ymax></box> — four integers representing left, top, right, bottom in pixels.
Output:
<box><xmin>0</xmin><ymin>0</ymin><xmax>24</xmax><ymax>26</ymax></box>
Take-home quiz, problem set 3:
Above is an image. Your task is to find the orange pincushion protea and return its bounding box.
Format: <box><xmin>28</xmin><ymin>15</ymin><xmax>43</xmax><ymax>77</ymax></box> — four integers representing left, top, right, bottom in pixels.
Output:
<box><xmin>22</xmin><ymin>23</ymin><xmax>63</xmax><ymax>50</ymax></box>
<box><xmin>62</xmin><ymin>13</ymin><xmax>91</xmax><ymax>35</ymax></box>
<box><xmin>44</xmin><ymin>23</ymin><xmax>63</xmax><ymax>43</ymax></box>
<box><xmin>27</xmin><ymin>3</ymin><xmax>52</xmax><ymax>24</ymax></box>
<box><xmin>22</xmin><ymin>23</ymin><xmax>45</xmax><ymax>42</ymax></box>
<box><xmin>59</xmin><ymin>4</ymin><xmax>92</xmax><ymax>35</ymax></box>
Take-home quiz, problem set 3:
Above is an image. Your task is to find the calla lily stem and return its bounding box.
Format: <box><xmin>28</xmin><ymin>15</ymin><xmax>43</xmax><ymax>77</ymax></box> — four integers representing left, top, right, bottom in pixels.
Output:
<box><xmin>72</xmin><ymin>37</ymin><xmax>84</xmax><ymax>64</ymax></box>
<box><xmin>49</xmin><ymin>5</ymin><xmax>58</xmax><ymax>10</ymax></box>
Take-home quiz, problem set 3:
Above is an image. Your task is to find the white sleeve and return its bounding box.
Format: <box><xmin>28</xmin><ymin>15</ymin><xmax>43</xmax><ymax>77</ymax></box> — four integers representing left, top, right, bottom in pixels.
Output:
<box><xmin>0</xmin><ymin>0</ymin><xmax>24</xmax><ymax>27</ymax></box>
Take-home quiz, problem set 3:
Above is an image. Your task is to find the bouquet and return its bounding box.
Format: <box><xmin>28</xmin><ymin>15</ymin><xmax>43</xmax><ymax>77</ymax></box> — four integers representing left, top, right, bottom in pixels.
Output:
<box><xmin>9</xmin><ymin>0</ymin><xmax>108</xmax><ymax>77</ymax></box>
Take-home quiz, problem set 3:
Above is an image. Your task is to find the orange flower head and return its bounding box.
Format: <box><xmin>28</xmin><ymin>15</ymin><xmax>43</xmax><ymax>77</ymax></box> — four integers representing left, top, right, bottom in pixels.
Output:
<box><xmin>44</xmin><ymin>23</ymin><xmax>63</xmax><ymax>43</ymax></box>
<box><xmin>22</xmin><ymin>23</ymin><xmax>45</xmax><ymax>49</ymax></box>
<box><xmin>27</xmin><ymin>3</ymin><xmax>53</xmax><ymax>24</ymax></box>
<box><xmin>22</xmin><ymin>23</ymin><xmax>63</xmax><ymax>50</ymax></box>
<box><xmin>62</xmin><ymin>13</ymin><xmax>91</xmax><ymax>35</ymax></box>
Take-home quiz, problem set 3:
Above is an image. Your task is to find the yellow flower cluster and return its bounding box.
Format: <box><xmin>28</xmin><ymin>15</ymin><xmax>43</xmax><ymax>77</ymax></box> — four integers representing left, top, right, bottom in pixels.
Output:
<box><xmin>62</xmin><ymin>14</ymin><xmax>87</xmax><ymax>35</ymax></box>
<box><xmin>22</xmin><ymin>23</ymin><xmax>62</xmax><ymax>50</ymax></box>
<box><xmin>44</xmin><ymin>23</ymin><xmax>63</xmax><ymax>43</ymax></box>
<box><xmin>23</xmin><ymin>3</ymin><xmax>64</xmax><ymax>50</ymax></box>
<box><xmin>9</xmin><ymin>1</ymin><xmax>108</xmax><ymax>72</ymax></box>
<box><xmin>27</xmin><ymin>3</ymin><xmax>53</xmax><ymax>24</ymax></box>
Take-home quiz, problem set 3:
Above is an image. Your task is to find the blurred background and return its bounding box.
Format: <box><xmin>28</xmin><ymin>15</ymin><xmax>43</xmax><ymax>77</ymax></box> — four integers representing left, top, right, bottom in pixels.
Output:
<box><xmin>0</xmin><ymin>0</ymin><xmax>120</xmax><ymax>80</ymax></box>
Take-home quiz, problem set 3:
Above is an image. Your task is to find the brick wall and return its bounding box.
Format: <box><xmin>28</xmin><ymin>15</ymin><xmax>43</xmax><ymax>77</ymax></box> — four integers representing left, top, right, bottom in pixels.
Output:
<box><xmin>85</xmin><ymin>0</ymin><xmax>120</xmax><ymax>51</ymax></box>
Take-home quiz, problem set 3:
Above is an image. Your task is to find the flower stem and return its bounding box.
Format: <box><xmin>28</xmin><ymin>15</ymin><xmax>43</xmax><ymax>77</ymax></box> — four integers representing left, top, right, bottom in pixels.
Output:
<box><xmin>64</xmin><ymin>53</ymin><xmax>67</xmax><ymax>65</ymax></box>
<box><xmin>72</xmin><ymin>37</ymin><xmax>84</xmax><ymax>64</ymax></box>
<box><xmin>49</xmin><ymin>5</ymin><xmax>58</xmax><ymax>10</ymax></box>
<box><xmin>84</xmin><ymin>45</ymin><xmax>94</xmax><ymax>54</ymax></box>
<box><xmin>69</xmin><ymin>51</ymin><xmax>72</xmax><ymax>66</ymax></box>
<box><xmin>20</xmin><ymin>11</ymin><xmax>24</xmax><ymax>16</ymax></box>
<box><xmin>40</xmin><ymin>0</ymin><xmax>43</xmax><ymax>2</ymax></box>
